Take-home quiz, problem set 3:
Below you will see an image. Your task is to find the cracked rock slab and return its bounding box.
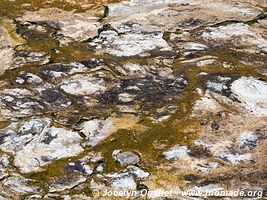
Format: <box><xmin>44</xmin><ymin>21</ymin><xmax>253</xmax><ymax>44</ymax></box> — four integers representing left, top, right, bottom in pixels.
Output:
<box><xmin>3</xmin><ymin>174</ymin><xmax>41</xmax><ymax>194</ymax></box>
<box><xmin>90</xmin><ymin>31</ymin><xmax>172</xmax><ymax>57</ymax></box>
<box><xmin>59</xmin><ymin>74</ymin><xmax>108</xmax><ymax>96</ymax></box>
<box><xmin>17</xmin><ymin>8</ymin><xmax>104</xmax><ymax>43</ymax></box>
<box><xmin>202</xmin><ymin>23</ymin><xmax>267</xmax><ymax>54</ymax></box>
<box><xmin>0</xmin><ymin>118</ymin><xmax>84</xmax><ymax>173</ymax></box>
<box><xmin>105</xmin><ymin>0</ymin><xmax>262</xmax><ymax>33</ymax></box>
<box><xmin>230</xmin><ymin>77</ymin><xmax>267</xmax><ymax>116</ymax></box>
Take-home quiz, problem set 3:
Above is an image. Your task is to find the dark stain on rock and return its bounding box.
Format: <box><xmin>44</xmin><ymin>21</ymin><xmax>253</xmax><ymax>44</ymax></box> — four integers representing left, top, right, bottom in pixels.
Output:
<box><xmin>41</xmin><ymin>131</ymin><xmax>57</xmax><ymax>144</ymax></box>
<box><xmin>41</xmin><ymin>88</ymin><xmax>70</xmax><ymax>108</ymax></box>
<box><xmin>211</xmin><ymin>121</ymin><xmax>220</xmax><ymax>131</ymax></box>
<box><xmin>190</xmin><ymin>145</ymin><xmax>211</xmax><ymax>158</ymax></box>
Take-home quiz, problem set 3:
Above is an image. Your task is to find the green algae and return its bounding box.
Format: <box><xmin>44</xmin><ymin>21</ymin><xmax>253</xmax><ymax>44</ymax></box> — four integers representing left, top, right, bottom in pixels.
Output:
<box><xmin>0</xmin><ymin>0</ymin><xmax>267</xmax><ymax>195</ymax></box>
<box><xmin>0</xmin><ymin>0</ymin><xmax>122</xmax><ymax>18</ymax></box>
<box><xmin>4</xmin><ymin>46</ymin><xmax>267</xmax><ymax>191</ymax></box>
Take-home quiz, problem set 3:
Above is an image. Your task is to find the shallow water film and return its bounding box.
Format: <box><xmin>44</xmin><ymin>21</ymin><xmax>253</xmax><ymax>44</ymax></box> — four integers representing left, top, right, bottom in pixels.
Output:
<box><xmin>0</xmin><ymin>0</ymin><xmax>266</xmax><ymax>199</ymax></box>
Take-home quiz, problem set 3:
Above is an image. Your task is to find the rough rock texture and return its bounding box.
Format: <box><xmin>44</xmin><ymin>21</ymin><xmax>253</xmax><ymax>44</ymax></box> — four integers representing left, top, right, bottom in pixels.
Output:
<box><xmin>112</xmin><ymin>150</ymin><xmax>140</xmax><ymax>166</ymax></box>
<box><xmin>17</xmin><ymin>8</ymin><xmax>104</xmax><ymax>43</ymax></box>
<box><xmin>231</xmin><ymin>77</ymin><xmax>267</xmax><ymax>116</ymax></box>
<box><xmin>0</xmin><ymin>20</ymin><xmax>24</xmax><ymax>75</ymax></box>
<box><xmin>0</xmin><ymin>0</ymin><xmax>266</xmax><ymax>199</ymax></box>
<box><xmin>90</xmin><ymin>31</ymin><xmax>172</xmax><ymax>57</ymax></box>
<box><xmin>105</xmin><ymin>0</ymin><xmax>262</xmax><ymax>32</ymax></box>
<box><xmin>202</xmin><ymin>23</ymin><xmax>267</xmax><ymax>53</ymax></box>
<box><xmin>14</xmin><ymin>126</ymin><xmax>83</xmax><ymax>173</ymax></box>
<box><xmin>0</xmin><ymin>118</ymin><xmax>84</xmax><ymax>173</ymax></box>
<box><xmin>79</xmin><ymin>114</ymin><xmax>139</xmax><ymax>146</ymax></box>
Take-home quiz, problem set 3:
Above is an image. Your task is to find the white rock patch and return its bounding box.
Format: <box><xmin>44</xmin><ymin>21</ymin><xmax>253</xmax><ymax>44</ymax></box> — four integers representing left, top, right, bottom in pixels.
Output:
<box><xmin>231</xmin><ymin>77</ymin><xmax>267</xmax><ymax>116</ymax></box>
<box><xmin>60</xmin><ymin>74</ymin><xmax>107</xmax><ymax>96</ymax></box>
<box><xmin>238</xmin><ymin>131</ymin><xmax>258</xmax><ymax>150</ymax></box>
<box><xmin>80</xmin><ymin>115</ymin><xmax>139</xmax><ymax>147</ymax></box>
<box><xmin>92</xmin><ymin>31</ymin><xmax>172</xmax><ymax>57</ymax></box>
<box><xmin>216</xmin><ymin>151</ymin><xmax>251</xmax><ymax>164</ymax></box>
<box><xmin>202</xmin><ymin>23</ymin><xmax>267</xmax><ymax>53</ymax></box>
<box><xmin>14</xmin><ymin>127</ymin><xmax>83</xmax><ymax>173</ymax></box>
<box><xmin>162</xmin><ymin>145</ymin><xmax>190</xmax><ymax>161</ymax></box>
<box><xmin>79</xmin><ymin>118</ymin><xmax>115</xmax><ymax>147</ymax></box>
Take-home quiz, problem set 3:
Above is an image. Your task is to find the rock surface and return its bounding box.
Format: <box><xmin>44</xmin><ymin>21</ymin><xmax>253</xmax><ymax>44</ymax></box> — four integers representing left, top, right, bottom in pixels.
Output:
<box><xmin>0</xmin><ymin>0</ymin><xmax>266</xmax><ymax>198</ymax></box>
<box><xmin>112</xmin><ymin>150</ymin><xmax>140</xmax><ymax>166</ymax></box>
<box><xmin>0</xmin><ymin>20</ymin><xmax>24</xmax><ymax>75</ymax></box>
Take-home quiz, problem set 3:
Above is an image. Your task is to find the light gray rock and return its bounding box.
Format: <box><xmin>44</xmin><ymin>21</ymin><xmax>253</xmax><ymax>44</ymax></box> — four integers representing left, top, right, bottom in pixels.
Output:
<box><xmin>237</xmin><ymin>131</ymin><xmax>258</xmax><ymax>150</ymax></box>
<box><xmin>79</xmin><ymin>114</ymin><xmax>139</xmax><ymax>147</ymax></box>
<box><xmin>0</xmin><ymin>154</ymin><xmax>10</xmax><ymax>168</ymax></box>
<box><xmin>13</xmin><ymin>51</ymin><xmax>50</xmax><ymax>68</ymax></box>
<box><xmin>59</xmin><ymin>74</ymin><xmax>107</xmax><ymax>96</ymax></box>
<box><xmin>126</xmin><ymin>166</ymin><xmax>150</xmax><ymax>180</ymax></box>
<box><xmin>162</xmin><ymin>145</ymin><xmax>191</xmax><ymax>161</ymax></box>
<box><xmin>206</xmin><ymin>76</ymin><xmax>232</xmax><ymax>93</ymax></box>
<box><xmin>180</xmin><ymin>55</ymin><xmax>217</xmax><ymax>67</ymax></box>
<box><xmin>65</xmin><ymin>161</ymin><xmax>93</xmax><ymax>176</ymax></box>
<box><xmin>3</xmin><ymin>174</ymin><xmax>41</xmax><ymax>194</ymax></box>
<box><xmin>16</xmin><ymin>72</ymin><xmax>43</xmax><ymax>85</ymax></box>
<box><xmin>106</xmin><ymin>0</ymin><xmax>261</xmax><ymax>33</ymax></box>
<box><xmin>112</xmin><ymin>150</ymin><xmax>140</xmax><ymax>166</ymax></box>
<box><xmin>96</xmin><ymin>163</ymin><xmax>105</xmax><ymax>173</ymax></box>
<box><xmin>216</xmin><ymin>150</ymin><xmax>251</xmax><ymax>164</ymax></box>
<box><xmin>0</xmin><ymin>88</ymin><xmax>43</xmax><ymax>119</ymax></box>
<box><xmin>0</xmin><ymin>118</ymin><xmax>49</xmax><ymax>154</ymax></box>
<box><xmin>6</xmin><ymin>119</ymin><xmax>84</xmax><ymax>173</ymax></box>
<box><xmin>91</xmin><ymin>31</ymin><xmax>172</xmax><ymax>57</ymax></box>
<box><xmin>17</xmin><ymin>8</ymin><xmax>104</xmax><ymax>43</ymax></box>
<box><xmin>231</xmin><ymin>77</ymin><xmax>267</xmax><ymax>116</ymax></box>
<box><xmin>104</xmin><ymin>166</ymin><xmax>150</xmax><ymax>190</ymax></box>
<box><xmin>202</xmin><ymin>23</ymin><xmax>267</xmax><ymax>54</ymax></box>
<box><xmin>79</xmin><ymin>118</ymin><xmax>115</xmax><ymax>147</ymax></box>
<box><xmin>181</xmin><ymin>42</ymin><xmax>208</xmax><ymax>51</ymax></box>
<box><xmin>118</xmin><ymin>93</ymin><xmax>135</xmax><ymax>103</ymax></box>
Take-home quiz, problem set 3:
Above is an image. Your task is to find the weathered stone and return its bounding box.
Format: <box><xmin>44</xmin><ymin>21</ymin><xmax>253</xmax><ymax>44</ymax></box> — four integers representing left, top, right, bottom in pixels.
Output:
<box><xmin>180</xmin><ymin>55</ymin><xmax>217</xmax><ymax>67</ymax></box>
<box><xmin>0</xmin><ymin>87</ymin><xmax>71</xmax><ymax>120</ymax></box>
<box><xmin>90</xmin><ymin>31</ymin><xmax>172</xmax><ymax>57</ymax></box>
<box><xmin>16</xmin><ymin>72</ymin><xmax>43</xmax><ymax>85</ymax></box>
<box><xmin>202</xmin><ymin>23</ymin><xmax>267</xmax><ymax>54</ymax></box>
<box><xmin>106</xmin><ymin>0</ymin><xmax>262</xmax><ymax>33</ymax></box>
<box><xmin>59</xmin><ymin>74</ymin><xmax>108</xmax><ymax>96</ymax></box>
<box><xmin>13</xmin><ymin>51</ymin><xmax>50</xmax><ymax>68</ymax></box>
<box><xmin>0</xmin><ymin>118</ymin><xmax>85</xmax><ymax>173</ymax></box>
<box><xmin>0</xmin><ymin>0</ymin><xmax>266</xmax><ymax>197</ymax></box>
<box><xmin>18</xmin><ymin>8</ymin><xmax>104</xmax><ymax>43</ymax></box>
<box><xmin>0</xmin><ymin>21</ymin><xmax>24</xmax><ymax>75</ymax></box>
<box><xmin>0</xmin><ymin>118</ymin><xmax>49</xmax><ymax>154</ymax></box>
<box><xmin>103</xmin><ymin>166</ymin><xmax>150</xmax><ymax>190</ymax></box>
<box><xmin>162</xmin><ymin>145</ymin><xmax>191</xmax><ymax>161</ymax></box>
<box><xmin>206</xmin><ymin>76</ymin><xmax>232</xmax><ymax>93</ymax></box>
<box><xmin>49</xmin><ymin>174</ymin><xmax>87</xmax><ymax>193</ymax></box>
<box><xmin>112</xmin><ymin>150</ymin><xmax>140</xmax><ymax>166</ymax></box>
<box><xmin>65</xmin><ymin>161</ymin><xmax>93</xmax><ymax>176</ymax></box>
<box><xmin>3</xmin><ymin>174</ymin><xmax>41</xmax><ymax>194</ymax></box>
<box><xmin>216</xmin><ymin>150</ymin><xmax>252</xmax><ymax>164</ymax></box>
<box><xmin>237</xmin><ymin>131</ymin><xmax>258</xmax><ymax>150</ymax></box>
<box><xmin>79</xmin><ymin>114</ymin><xmax>139</xmax><ymax>146</ymax></box>
<box><xmin>231</xmin><ymin>77</ymin><xmax>267</xmax><ymax>116</ymax></box>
